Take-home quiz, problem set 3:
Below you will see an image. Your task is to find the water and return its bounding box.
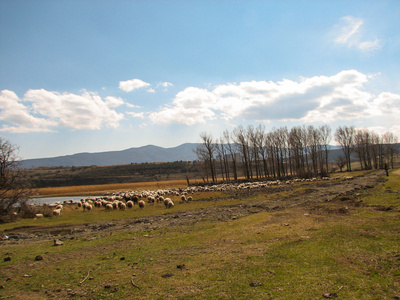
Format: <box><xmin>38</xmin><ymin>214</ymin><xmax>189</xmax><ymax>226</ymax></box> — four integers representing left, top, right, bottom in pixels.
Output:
<box><xmin>29</xmin><ymin>196</ymin><xmax>95</xmax><ymax>206</ymax></box>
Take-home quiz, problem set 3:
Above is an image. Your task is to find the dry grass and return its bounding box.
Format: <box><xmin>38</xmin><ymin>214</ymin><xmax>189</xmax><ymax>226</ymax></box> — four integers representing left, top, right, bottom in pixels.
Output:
<box><xmin>33</xmin><ymin>179</ymin><xmax>190</xmax><ymax>197</ymax></box>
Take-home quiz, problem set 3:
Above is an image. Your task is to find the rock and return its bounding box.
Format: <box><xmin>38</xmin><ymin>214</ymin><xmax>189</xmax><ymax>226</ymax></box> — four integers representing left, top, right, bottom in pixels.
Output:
<box><xmin>53</xmin><ymin>239</ymin><xmax>63</xmax><ymax>246</ymax></box>
<box><xmin>323</xmin><ymin>293</ymin><xmax>338</xmax><ymax>298</ymax></box>
<box><xmin>161</xmin><ymin>273</ymin><xmax>174</xmax><ymax>278</ymax></box>
<box><xmin>249</xmin><ymin>282</ymin><xmax>263</xmax><ymax>287</ymax></box>
<box><xmin>35</xmin><ymin>255</ymin><xmax>44</xmax><ymax>261</ymax></box>
<box><xmin>3</xmin><ymin>256</ymin><xmax>11</xmax><ymax>262</ymax></box>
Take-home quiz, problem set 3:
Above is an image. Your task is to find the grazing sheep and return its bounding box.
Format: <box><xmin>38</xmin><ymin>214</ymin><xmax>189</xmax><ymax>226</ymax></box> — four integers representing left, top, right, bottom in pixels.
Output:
<box><xmin>119</xmin><ymin>203</ymin><xmax>126</xmax><ymax>211</ymax></box>
<box><xmin>105</xmin><ymin>203</ymin><xmax>113</xmax><ymax>211</ymax></box>
<box><xmin>164</xmin><ymin>198</ymin><xmax>174</xmax><ymax>209</ymax></box>
<box><xmin>53</xmin><ymin>209</ymin><xmax>61</xmax><ymax>217</ymax></box>
<box><xmin>167</xmin><ymin>199</ymin><xmax>174</xmax><ymax>209</ymax></box>
<box><xmin>163</xmin><ymin>198</ymin><xmax>171</xmax><ymax>208</ymax></box>
<box><xmin>180</xmin><ymin>195</ymin><xmax>186</xmax><ymax>203</ymax></box>
<box><xmin>35</xmin><ymin>213</ymin><xmax>44</xmax><ymax>219</ymax></box>
<box><xmin>187</xmin><ymin>196</ymin><xmax>193</xmax><ymax>202</ymax></box>
<box><xmin>132</xmin><ymin>196</ymin><xmax>139</xmax><ymax>205</ymax></box>
<box><xmin>86</xmin><ymin>204</ymin><xmax>93</xmax><ymax>211</ymax></box>
<box><xmin>77</xmin><ymin>202</ymin><xmax>82</xmax><ymax>208</ymax></box>
<box><xmin>126</xmin><ymin>200</ymin><xmax>134</xmax><ymax>209</ymax></box>
<box><xmin>138</xmin><ymin>200</ymin><xmax>145</xmax><ymax>209</ymax></box>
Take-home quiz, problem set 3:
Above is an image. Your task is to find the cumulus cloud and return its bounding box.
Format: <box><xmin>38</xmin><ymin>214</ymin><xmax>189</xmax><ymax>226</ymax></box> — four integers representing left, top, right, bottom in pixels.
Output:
<box><xmin>0</xmin><ymin>89</ymin><xmax>125</xmax><ymax>132</ymax></box>
<box><xmin>0</xmin><ymin>90</ymin><xmax>56</xmax><ymax>133</ymax></box>
<box><xmin>148</xmin><ymin>70</ymin><xmax>400</xmax><ymax>127</ymax></box>
<box><xmin>149</xmin><ymin>87</ymin><xmax>217</xmax><ymax>125</ymax></box>
<box><xmin>333</xmin><ymin>16</ymin><xmax>381</xmax><ymax>51</ymax></box>
<box><xmin>105</xmin><ymin>96</ymin><xmax>125</xmax><ymax>108</ymax></box>
<box><xmin>119</xmin><ymin>79</ymin><xmax>150</xmax><ymax>92</ymax></box>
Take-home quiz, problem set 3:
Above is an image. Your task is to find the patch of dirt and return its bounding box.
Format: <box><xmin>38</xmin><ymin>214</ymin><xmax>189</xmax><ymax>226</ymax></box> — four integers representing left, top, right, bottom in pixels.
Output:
<box><xmin>1</xmin><ymin>170</ymin><xmax>388</xmax><ymax>244</ymax></box>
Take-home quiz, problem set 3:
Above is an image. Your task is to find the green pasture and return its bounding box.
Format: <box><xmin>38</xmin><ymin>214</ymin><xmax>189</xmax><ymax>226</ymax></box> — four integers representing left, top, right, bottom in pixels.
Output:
<box><xmin>0</xmin><ymin>169</ymin><xmax>399</xmax><ymax>299</ymax></box>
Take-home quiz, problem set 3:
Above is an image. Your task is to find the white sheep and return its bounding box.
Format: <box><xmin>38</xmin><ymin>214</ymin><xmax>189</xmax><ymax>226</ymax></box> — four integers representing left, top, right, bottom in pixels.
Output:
<box><xmin>163</xmin><ymin>198</ymin><xmax>171</xmax><ymax>208</ymax></box>
<box><xmin>105</xmin><ymin>203</ymin><xmax>113</xmax><ymax>211</ymax></box>
<box><xmin>112</xmin><ymin>201</ymin><xmax>118</xmax><ymax>209</ymax></box>
<box><xmin>119</xmin><ymin>203</ymin><xmax>126</xmax><ymax>211</ymax></box>
<box><xmin>167</xmin><ymin>200</ymin><xmax>174</xmax><ymax>209</ymax></box>
<box><xmin>53</xmin><ymin>209</ymin><xmax>61</xmax><ymax>217</ymax></box>
<box><xmin>164</xmin><ymin>198</ymin><xmax>174</xmax><ymax>209</ymax></box>
<box><xmin>126</xmin><ymin>200</ymin><xmax>134</xmax><ymax>208</ymax></box>
<box><xmin>138</xmin><ymin>200</ymin><xmax>145</xmax><ymax>210</ymax></box>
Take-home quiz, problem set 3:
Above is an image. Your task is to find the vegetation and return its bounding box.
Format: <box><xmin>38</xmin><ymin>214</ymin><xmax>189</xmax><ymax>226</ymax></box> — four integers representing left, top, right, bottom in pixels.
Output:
<box><xmin>0</xmin><ymin>137</ymin><xmax>32</xmax><ymax>222</ymax></box>
<box><xmin>196</xmin><ymin>124</ymin><xmax>398</xmax><ymax>182</ymax></box>
<box><xmin>0</xmin><ymin>169</ymin><xmax>399</xmax><ymax>299</ymax></box>
<box><xmin>23</xmin><ymin>161</ymin><xmax>202</xmax><ymax>188</ymax></box>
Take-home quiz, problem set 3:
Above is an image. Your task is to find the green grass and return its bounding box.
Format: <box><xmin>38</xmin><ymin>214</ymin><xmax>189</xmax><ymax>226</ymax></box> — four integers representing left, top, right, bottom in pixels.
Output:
<box><xmin>1</xmin><ymin>170</ymin><xmax>400</xmax><ymax>299</ymax></box>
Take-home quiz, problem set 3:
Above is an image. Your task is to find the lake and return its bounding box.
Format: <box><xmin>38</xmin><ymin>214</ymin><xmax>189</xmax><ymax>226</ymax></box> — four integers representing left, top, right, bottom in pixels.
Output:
<box><xmin>29</xmin><ymin>196</ymin><xmax>94</xmax><ymax>206</ymax></box>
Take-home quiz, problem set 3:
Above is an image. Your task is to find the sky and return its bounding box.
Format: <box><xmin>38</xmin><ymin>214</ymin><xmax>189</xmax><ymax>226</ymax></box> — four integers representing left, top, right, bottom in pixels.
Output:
<box><xmin>0</xmin><ymin>0</ymin><xmax>399</xmax><ymax>160</ymax></box>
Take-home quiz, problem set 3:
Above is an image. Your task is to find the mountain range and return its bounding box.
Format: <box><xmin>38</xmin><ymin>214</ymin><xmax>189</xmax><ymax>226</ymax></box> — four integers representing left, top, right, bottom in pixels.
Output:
<box><xmin>20</xmin><ymin>143</ymin><xmax>375</xmax><ymax>169</ymax></box>
<box><xmin>20</xmin><ymin>143</ymin><xmax>200</xmax><ymax>169</ymax></box>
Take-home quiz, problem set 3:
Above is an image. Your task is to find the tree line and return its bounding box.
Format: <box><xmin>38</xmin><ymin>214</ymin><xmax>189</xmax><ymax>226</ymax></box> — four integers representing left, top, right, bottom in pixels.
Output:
<box><xmin>195</xmin><ymin>124</ymin><xmax>398</xmax><ymax>183</ymax></box>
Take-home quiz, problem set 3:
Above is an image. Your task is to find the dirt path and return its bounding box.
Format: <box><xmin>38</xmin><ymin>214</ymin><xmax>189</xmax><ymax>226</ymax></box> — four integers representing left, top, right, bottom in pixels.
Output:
<box><xmin>1</xmin><ymin>170</ymin><xmax>388</xmax><ymax>244</ymax></box>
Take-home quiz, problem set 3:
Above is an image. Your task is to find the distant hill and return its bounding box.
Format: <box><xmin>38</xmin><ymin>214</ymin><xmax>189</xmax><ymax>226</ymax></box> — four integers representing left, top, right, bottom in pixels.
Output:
<box><xmin>20</xmin><ymin>143</ymin><xmax>200</xmax><ymax>169</ymax></box>
<box><xmin>20</xmin><ymin>143</ymin><xmax>397</xmax><ymax>169</ymax></box>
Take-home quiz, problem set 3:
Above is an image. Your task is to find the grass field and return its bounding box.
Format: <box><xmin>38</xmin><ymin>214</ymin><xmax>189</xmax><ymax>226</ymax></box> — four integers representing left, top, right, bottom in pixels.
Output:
<box><xmin>1</xmin><ymin>169</ymin><xmax>399</xmax><ymax>299</ymax></box>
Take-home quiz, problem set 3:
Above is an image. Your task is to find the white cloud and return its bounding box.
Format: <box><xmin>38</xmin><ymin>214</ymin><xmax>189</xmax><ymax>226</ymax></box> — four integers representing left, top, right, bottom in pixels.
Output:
<box><xmin>156</xmin><ymin>81</ymin><xmax>173</xmax><ymax>92</ymax></box>
<box><xmin>333</xmin><ymin>16</ymin><xmax>381</xmax><ymax>52</ymax></box>
<box><xmin>127</xmin><ymin>112</ymin><xmax>145</xmax><ymax>119</ymax></box>
<box><xmin>158</xmin><ymin>81</ymin><xmax>173</xmax><ymax>88</ymax></box>
<box><xmin>105</xmin><ymin>96</ymin><xmax>125</xmax><ymax>108</ymax></box>
<box><xmin>149</xmin><ymin>87</ymin><xmax>217</xmax><ymax>125</ymax></box>
<box><xmin>126</xmin><ymin>103</ymin><xmax>140</xmax><ymax>108</ymax></box>
<box><xmin>0</xmin><ymin>89</ymin><xmax>125</xmax><ymax>132</ymax></box>
<box><xmin>119</xmin><ymin>79</ymin><xmax>150</xmax><ymax>92</ymax></box>
<box><xmin>148</xmin><ymin>70</ymin><xmax>400</xmax><ymax>128</ymax></box>
<box><xmin>147</xmin><ymin>88</ymin><xmax>156</xmax><ymax>93</ymax></box>
<box><xmin>0</xmin><ymin>90</ymin><xmax>56</xmax><ymax>133</ymax></box>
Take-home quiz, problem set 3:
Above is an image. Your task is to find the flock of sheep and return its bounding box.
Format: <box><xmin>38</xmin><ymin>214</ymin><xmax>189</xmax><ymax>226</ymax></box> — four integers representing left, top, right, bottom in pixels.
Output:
<box><xmin>35</xmin><ymin>175</ymin><xmax>352</xmax><ymax>218</ymax></box>
<box><xmin>42</xmin><ymin>188</ymin><xmax>195</xmax><ymax>217</ymax></box>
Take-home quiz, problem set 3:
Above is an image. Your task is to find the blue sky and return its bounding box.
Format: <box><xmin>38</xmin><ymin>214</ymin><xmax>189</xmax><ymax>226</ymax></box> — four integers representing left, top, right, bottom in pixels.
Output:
<box><xmin>0</xmin><ymin>0</ymin><xmax>399</xmax><ymax>159</ymax></box>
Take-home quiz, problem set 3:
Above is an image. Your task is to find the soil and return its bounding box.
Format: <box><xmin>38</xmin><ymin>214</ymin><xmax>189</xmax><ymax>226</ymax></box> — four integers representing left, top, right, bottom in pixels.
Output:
<box><xmin>1</xmin><ymin>170</ymin><xmax>390</xmax><ymax>244</ymax></box>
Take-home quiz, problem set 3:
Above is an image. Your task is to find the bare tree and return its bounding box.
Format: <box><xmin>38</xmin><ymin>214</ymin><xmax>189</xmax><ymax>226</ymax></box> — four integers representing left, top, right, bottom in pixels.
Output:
<box><xmin>319</xmin><ymin>125</ymin><xmax>332</xmax><ymax>176</ymax></box>
<box><xmin>0</xmin><ymin>138</ymin><xmax>31</xmax><ymax>221</ymax></box>
<box><xmin>223</xmin><ymin>130</ymin><xmax>238</xmax><ymax>181</ymax></box>
<box><xmin>195</xmin><ymin>133</ymin><xmax>217</xmax><ymax>182</ymax></box>
<box><xmin>233</xmin><ymin>125</ymin><xmax>251</xmax><ymax>179</ymax></box>
<box><xmin>334</xmin><ymin>126</ymin><xmax>355</xmax><ymax>171</ymax></box>
<box><xmin>335</xmin><ymin>155</ymin><xmax>346</xmax><ymax>172</ymax></box>
<box><xmin>382</xmin><ymin>131</ymin><xmax>398</xmax><ymax>169</ymax></box>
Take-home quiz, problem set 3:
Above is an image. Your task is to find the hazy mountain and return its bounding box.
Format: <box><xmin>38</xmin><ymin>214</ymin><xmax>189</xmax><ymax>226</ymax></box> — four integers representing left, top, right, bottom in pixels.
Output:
<box><xmin>21</xmin><ymin>143</ymin><xmax>393</xmax><ymax>169</ymax></box>
<box><xmin>20</xmin><ymin>143</ymin><xmax>200</xmax><ymax>169</ymax></box>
